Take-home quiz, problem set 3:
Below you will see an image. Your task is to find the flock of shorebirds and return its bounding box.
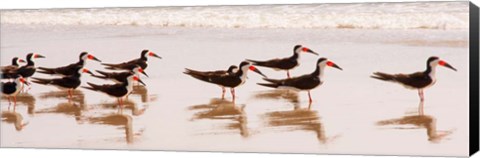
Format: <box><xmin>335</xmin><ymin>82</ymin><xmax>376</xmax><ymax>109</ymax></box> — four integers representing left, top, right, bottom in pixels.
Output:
<box><xmin>1</xmin><ymin>45</ymin><xmax>457</xmax><ymax>114</ymax></box>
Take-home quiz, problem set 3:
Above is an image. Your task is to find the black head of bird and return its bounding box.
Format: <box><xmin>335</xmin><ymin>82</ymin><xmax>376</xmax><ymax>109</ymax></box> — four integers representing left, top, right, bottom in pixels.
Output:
<box><xmin>26</xmin><ymin>53</ymin><xmax>45</xmax><ymax>61</ymax></box>
<box><xmin>318</xmin><ymin>58</ymin><xmax>343</xmax><ymax>71</ymax></box>
<box><xmin>428</xmin><ymin>56</ymin><xmax>456</xmax><ymax>71</ymax></box>
<box><xmin>141</xmin><ymin>49</ymin><xmax>162</xmax><ymax>59</ymax></box>
<box><xmin>240</xmin><ymin>61</ymin><xmax>267</xmax><ymax>78</ymax></box>
<box><xmin>12</xmin><ymin>57</ymin><xmax>25</xmax><ymax>66</ymax></box>
<box><xmin>130</xmin><ymin>75</ymin><xmax>146</xmax><ymax>86</ymax></box>
<box><xmin>79</xmin><ymin>68</ymin><xmax>94</xmax><ymax>76</ymax></box>
<box><xmin>132</xmin><ymin>66</ymin><xmax>149</xmax><ymax>77</ymax></box>
<box><xmin>294</xmin><ymin>45</ymin><xmax>319</xmax><ymax>55</ymax></box>
<box><xmin>80</xmin><ymin>52</ymin><xmax>102</xmax><ymax>62</ymax></box>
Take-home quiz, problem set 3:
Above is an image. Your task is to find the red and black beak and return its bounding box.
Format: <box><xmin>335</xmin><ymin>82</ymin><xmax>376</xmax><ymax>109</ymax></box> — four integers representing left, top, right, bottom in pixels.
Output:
<box><xmin>302</xmin><ymin>47</ymin><xmax>319</xmax><ymax>55</ymax></box>
<box><xmin>18</xmin><ymin>59</ymin><xmax>26</xmax><ymax>63</ymax></box>
<box><xmin>438</xmin><ymin>60</ymin><xmax>457</xmax><ymax>71</ymax></box>
<box><xmin>148</xmin><ymin>52</ymin><xmax>162</xmax><ymax>59</ymax></box>
<box><xmin>82</xmin><ymin>68</ymin><xmax>94</xmax><ymax>76</ymax></box>
<box><xmin>20</xmin><ymin>77</ymin><xmax>30</xmax><ymax>86</ymax></box>
<box><xmin>87</xmin><ymin>54</ymin><xmax>102</xmax><ymax>62</ymax></box>
<box><xmin>138</xmin><ymin>68</ymin><xmax>149</xmax><ymax>77</ymax></box>
<box><xmin>249</xmin><ymin>66</ymin><xmax>267</xmax><ymax>78</ymax></box>
<box><xmin>134</xmin><ymin>76</ymin><xmax>147</xmax><ymax>86</ymax></box>
<box><xmin>327</xmin><ymin>61</ymin><xmax>343</xmax><ymax>70</ymax></box>
<box><xmin>34</xmin><ymin>54</ymin><xmax>46</xmax><ymax>58</ymax></box>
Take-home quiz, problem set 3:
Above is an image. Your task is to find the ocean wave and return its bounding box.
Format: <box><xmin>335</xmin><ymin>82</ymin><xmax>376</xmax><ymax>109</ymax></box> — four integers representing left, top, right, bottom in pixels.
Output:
<box><xmin>0</xmin><ymin>2</ymin><xmax>469</xmax><ymax>30</ymax></box>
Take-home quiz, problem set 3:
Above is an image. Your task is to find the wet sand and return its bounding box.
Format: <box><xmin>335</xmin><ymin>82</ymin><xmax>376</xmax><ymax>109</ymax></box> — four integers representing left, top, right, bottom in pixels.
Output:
<box><xmin>0</xmin><ymin>25</ymin><xmax>470</xmax><ymax>156</ymax></box>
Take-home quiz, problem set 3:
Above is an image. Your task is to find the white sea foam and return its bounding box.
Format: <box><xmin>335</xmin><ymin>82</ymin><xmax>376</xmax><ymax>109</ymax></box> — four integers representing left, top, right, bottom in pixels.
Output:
<box><xmin>0</xmin><ymin>2</ymin><xmax>469</xmax><ymax>30</ymax></box>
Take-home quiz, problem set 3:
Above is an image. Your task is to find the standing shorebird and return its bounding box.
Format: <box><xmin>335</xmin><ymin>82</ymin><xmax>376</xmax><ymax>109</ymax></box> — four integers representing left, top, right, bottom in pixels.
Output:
<box><xmin>92</xmin><ymin>66</ymin><xmax>149</xmax><ymax>84</ymax></box>
<box><xmin>1</xmin><ymin>57</ymin><xmax>26</xmax><ymax>79</ymax></box>
<box><xmin>184</xmin><ymin>61</ymin><xmax>266</xmax><ymax>102</ymax></box>
<box><xmin>257</xmin><ymin>58</ymin><xmax>342</xmax><ymax>104</ymax></box>
<box><xmin>37</xmin><ymin>52</ymin><xmax>101</xmax><ymax>76</ymax></box>
<box><xmin>247</xmin><ymin>45</ymin><xmax>318</xmax><ymax>78</ymax></box>
<box><xmin>371</xmin><ymin>56</ymin><xmax>457</xmax><ymax>114</ymax></box>
<box><xmin>1</xmin><ymin>75</ymin><xmax>30</xmax><ymax>110</ymax></box>
<box><xmin>183</xmin><ymin>65</ymin><xmax>239</xmax><ymax>99</ymax></box>
<box><xmin>2</xmin><ymin>53</ymin><xmax>45</xmax><ymax>80</ymax></box>
<box><xmin>83</xmin><ymin>74</ymin><xmax>146</xmax><ymax>113</ymax></box>
<box><xmin>101</xmin><ymin>49</ymin><xmax>161</xmax><ymax>70</ymax></box>
<box><xmin>31</xmin><ymin>67</ymin><xmax>94</xmax><ymax>101</ymax></box>
<box><xmin>2</xmin><ymin>53</ymin><xmax>45</xmax><ymax>92</ymax></box>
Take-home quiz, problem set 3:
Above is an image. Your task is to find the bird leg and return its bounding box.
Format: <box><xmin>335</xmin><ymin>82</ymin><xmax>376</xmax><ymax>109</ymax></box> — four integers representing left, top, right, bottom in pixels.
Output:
<box><xmin>230</xmin><ymin>88</ymin><xmax>236</xmax><ymax>103</ymax></box>
<box><xmin>418</xmin><ymin>89</ymin><xmax>425</xmax><ymax>115</ymax></box>
<box><xmin>418</xmin><ymin>89</ymin><xmax>425</xmax><ymax>102</ymax></box>
<box><xmin>418</xmin><ymin>101</ymin><xmax>425</xmax><ymax>116</ymax></box>
<box><xmin>7</xmin><ymin>96</ymin><xmax>11</xmax><ymax>111</ymax></box>
<box><xmin>308</xmin><ymin>91</ymin><xmax>313</xmax><ymax>104</ymax></box>
<box><xmin>287</xmin><ymin>70</ymin><xmax>291</xmax><ymax>78</ymax></box>
<box><xmin>117</xmin><ymin>98</ymin><xmax>121</xmax><ymax>113</ymax></box>
<box><xmin>13</xmin><ymin>96</ymin><xmax>17</xmax><ymax>112</ymax></box>
<box><xmin>67</xmin><ymin>90</ymin><xmax>73</xmax><ymax>102</ymax></box>
<box><xmin>120</xmin><ymin>98</ymin><xmax>123</xmax><ymax>114</ymax></box>
<box><xmin>221</xmin><ymin>87</ymin><xmax>226</xmax><ymax>99</ymax></box>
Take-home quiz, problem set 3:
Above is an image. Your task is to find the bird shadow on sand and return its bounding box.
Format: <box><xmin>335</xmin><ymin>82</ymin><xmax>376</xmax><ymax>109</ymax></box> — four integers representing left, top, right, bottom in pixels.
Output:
<box><xmin>1</xmin><ymin>109</ymin><xmax>29</xmax><ymax>131</ymax></box>
<box><xmin>2</xmin><ymin>93</ymin><xmax>36</xmax><ymax>115</ymax></box>
<box><xmin>97</xmin><ymin>99</ymin><xmax>147</xmax><ymax>116</ymax></box>
<box><xmin>35</xmin><ymin>90</ymin><xmax>87</xmax><ymax>123</ymax></box>
<box><xmin>86</xmin><ymin>114</ymin><xmax>137</xmax><ymax>144</ymax></box>
<box><xmin>188</xmin><ymin>98</ymin><xmax>249</xmax><ymax>138</ymax></box>
<box><xmin>254</xmin><ymin>89</ymin><xmax>339</xmax><ymax>144</ymax></box>
<box><xmin>131</xmin><ymin>85</ymin><xmax>157</xmax><ymax>103</ymax></box>
<box><xmin>377</xmin><ymin>112</ymin><xmax>453</xmax><ymax>143</ymax></box>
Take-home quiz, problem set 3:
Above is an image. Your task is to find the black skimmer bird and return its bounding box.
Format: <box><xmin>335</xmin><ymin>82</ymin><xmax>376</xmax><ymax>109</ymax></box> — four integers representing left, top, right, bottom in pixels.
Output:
<box><xmin>1</xmin><ymin>57</ymin><xmax>26</xmax><ymax>79</ymax></box>
<box><xmin>37</xmin><ymin>52</ymin><xmax>101</xmax><ymax>76</ymax></box>
<box><xmin>15</xmin><ymin>53</ymin><xmax>46</xmax><ymax>79</ymax></box>
<box><xmin>247</xmin><ymin>45</ymin><xmax>318</xmax><ymax>78</ymax></box>
<box><xmin>82</xmin><ymin>74</ymin><xmax>146</xmax><ymax>113</ymax></box>
<box><xmin>101</xmin><ymin>49</ymin><xmax>161</xmax><ymax>70</ymax></box>
<box><xmin>2</xmin><ymin>53</ymin><xmax>45</xmax><ymax>92</ymax></box>
<box><xmin>183</xmin><ymin>65</ymin><xmax>239</xmax><ymax>99</ymax></box>
<box><xmin>371</xmin><ymin>56</ymin><xmax>456</xmax><ymax>110</ymax></box>
<box><xmin>257</xmin><ymin>58</ymin><xmax>342</xmax><ymax>104</ymax></box>
<box><xmin>31</xmin><ymin>67</ymin><xmax>94</xmax><ymax>101</ymax></box>
<box><xmin>91</xmin><ymin>66</ymin><xmax>148</xmax><ymax>84</ymax></box>
<box><xmin>184</xmin><ymin>61</ymin><xmax>266</xmax><ymax>102</ymax></box>
<box><xmin>1</xmin><ymin>75</ymin><xmax>29</xmax><ymax>109</ymax></box>
<box><xmin>2</xmin><ymin>53</ymin><xmax>46</xmax><ymax>79</ymax></box>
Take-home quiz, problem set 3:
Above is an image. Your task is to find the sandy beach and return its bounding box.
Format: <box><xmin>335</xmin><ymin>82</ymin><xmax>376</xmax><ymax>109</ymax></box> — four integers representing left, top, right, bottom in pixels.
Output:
<box><xmin>0</xmin><ymin>2</ymin><xmax>471</xmax><ymax>157</ymax></box>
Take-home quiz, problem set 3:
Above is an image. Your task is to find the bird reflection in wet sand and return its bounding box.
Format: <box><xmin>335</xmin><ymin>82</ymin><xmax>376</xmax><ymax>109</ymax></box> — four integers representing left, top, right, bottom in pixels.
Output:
<box><xmin>189</xmin><ymin>98</ymin><xmax>249</xmax><ymax>138</ymax></box>
<box><xmin>257</xmin><ymin>90</ymin><xmax>336</xmax><ymax>143</ymax></box>
<box><xmin>98</xmin><ymin>99</ymin><xmax>146</xmax><ymax>116</ymax></box>
<box><xmin>2</xmin><ymin>93</ymin><xmax>36</xmax><ymax>115</ymax></box>
<box><xmin>254</xmin><ymin>89</ymin><xmax>300</xmax><ymax>105</ymax></box>
<box><xmin>87</xmin><ymin>114</ymin><xmax>134</xmax><ymax>144</ymax></box>
<box><xmin>377</xmin><ymin>114</ymin><xmax>452</xmax><ymax>143</ymax></box>
<box><xmin>130</xmin><ymin>85</ymin><xmax>153</xmax><ymax>103</ymax></box>
<box><xmin>38</xmin><ymin>90</ymin><xmax>85</xmax><ymax>105</ymax></box>
<box><xmin>262</xmin><ymin>106</ymin><xmax>331</xmax><ymax>143</ymax></box>
<box><xmin>35</xmin><ymin>90</ymin><xmax>86</xmax><ymax>122</ymax></box>
<box><xmin>1</xmin><ymin>109</ymin><xmax>28</xmax><ymax>131</ymax></box>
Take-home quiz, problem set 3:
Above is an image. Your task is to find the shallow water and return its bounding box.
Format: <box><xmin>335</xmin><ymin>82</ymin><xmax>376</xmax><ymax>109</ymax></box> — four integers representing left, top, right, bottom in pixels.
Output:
<box><xmin>0</xmin><ymin>24</ymin><xmax>470</xmax><ymax>156</ymax></box>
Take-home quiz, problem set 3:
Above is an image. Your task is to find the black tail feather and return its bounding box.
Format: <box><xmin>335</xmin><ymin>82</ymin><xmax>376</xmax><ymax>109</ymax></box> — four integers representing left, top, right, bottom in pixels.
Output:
<box><xmin>371</xmin><ymin>72</ymin><xmax>395</xmax><ymax>81</ymax></box>
<box><xmin>257</xmin><ymin>83</ymin><xmax>279</xmax><ymax>88</ymax></box>
<box><xmin>31</xmin><ymin>77</ymin><xmax>52</xmax><ymax>85</ymax></box>
<box><xmin>37</xmin><ymin>67</ymin><xmax>56</xmax><ymax>74</ymax></box>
